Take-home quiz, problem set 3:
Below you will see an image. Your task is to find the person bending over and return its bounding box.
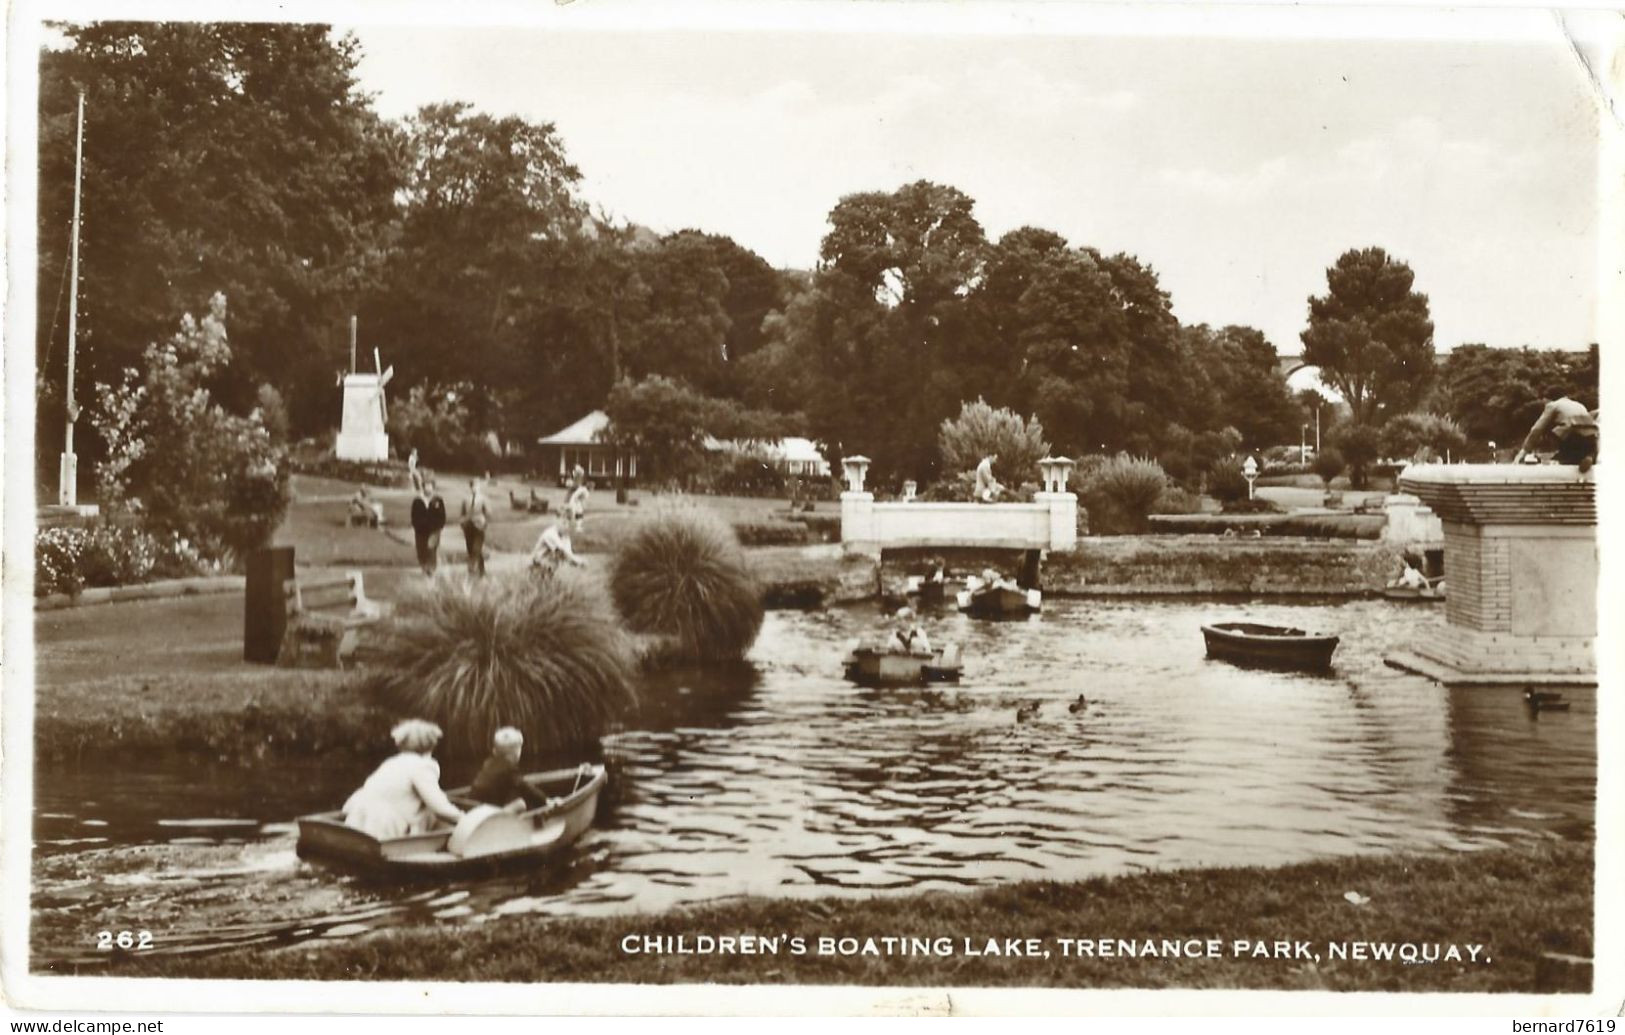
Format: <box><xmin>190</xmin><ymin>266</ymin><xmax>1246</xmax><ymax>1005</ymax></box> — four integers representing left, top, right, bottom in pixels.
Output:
<box><xmin>1515</xmin><ymin>386</ymin><xmax>1599</xmax><ymax>471</ymax></box>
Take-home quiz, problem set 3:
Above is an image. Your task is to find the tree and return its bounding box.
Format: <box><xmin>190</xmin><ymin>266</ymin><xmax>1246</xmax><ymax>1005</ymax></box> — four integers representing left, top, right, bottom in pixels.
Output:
<box><xmin>1181</xmin><ymin>324</ymin><xmax>1298</xmax><ymax>449</ymax></box>
<box><xmin>937</xmin><ymin>399</ymin><xmax>1050</xmax><ymax>480</ymax></box>
<box><xmin>1016</xmin><ymin>248</ymin><xmax>1133</xmax><ymax>454</ymax></box>
<box><xmin>1312</xmin><ymin>447</ymin><xmax>1346</xmax><ymax>489</ymax></box>
<box><xmin>369</xmin><ymin>101</ymin><xmax>586</xmax><ymax>438</ymax></box>
<box><xmin>38</xmin><ymin>23</ymin><xmax>404</xmax><ymax>445</ymax></box>
<box><xmin>1300</xmin><ymin>248</ymin><xmax>1436</xmax><ymax>426</ymax></box>
<box><xmin>621</xmin><ymin>232</ymin><xmax>733</xmax><ymax>394</ymax></box>
<box><xmin>92</xmin><ymin>293</ymin><xmax>289</xmax><ymax>559</ymax></box>
<box><xmin>1436</xmin><ymin>344</ymin><xmax>1598</xmax><ymax>449</ymax></box>
<box><xmin>601</xmin><ymin>375</ymin><xmax>790</xmax><ymax>486</ymax></box>
<box><xmin>1330</xmin><ymin>423</ymin><xmax>1382</xmax><ymax>489</ymax></box>
<box><xmin>820</xmin><ymin>180</ymin><xmax>986</xmax><ymax>310</ymax></box>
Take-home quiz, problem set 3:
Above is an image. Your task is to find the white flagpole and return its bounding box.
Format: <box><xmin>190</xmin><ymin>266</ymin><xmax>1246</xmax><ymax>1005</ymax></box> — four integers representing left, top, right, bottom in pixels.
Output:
<box><xmin>59</xmin><ymin>89</ymin><xmax>86</xmax><ymax>507</ymax></box>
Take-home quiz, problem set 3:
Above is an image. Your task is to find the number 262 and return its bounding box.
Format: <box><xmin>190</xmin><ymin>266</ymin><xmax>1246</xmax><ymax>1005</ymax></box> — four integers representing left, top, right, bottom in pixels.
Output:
<box><xmin>97</xmin><ymin>930</ymin><xmax>153</xmax><ymax>950</ymax></box>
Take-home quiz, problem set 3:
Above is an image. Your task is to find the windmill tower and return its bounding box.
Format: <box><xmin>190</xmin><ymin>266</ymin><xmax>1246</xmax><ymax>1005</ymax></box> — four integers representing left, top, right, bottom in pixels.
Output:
<box><xmin>335</xmin><ymin>317</ymin><xmax>393</xmax><ymax>461</ymax></box>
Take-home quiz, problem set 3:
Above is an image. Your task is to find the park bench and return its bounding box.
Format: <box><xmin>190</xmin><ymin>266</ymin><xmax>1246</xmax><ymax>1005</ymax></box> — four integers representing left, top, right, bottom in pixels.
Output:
<box><xmin>277</xmin><ymin>570</ymin><xmax>382</xmax><ymax>669</ymax></box>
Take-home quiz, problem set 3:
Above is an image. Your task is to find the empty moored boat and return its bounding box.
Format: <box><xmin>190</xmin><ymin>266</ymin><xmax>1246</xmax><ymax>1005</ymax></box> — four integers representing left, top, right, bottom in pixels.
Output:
<box><xmin>844</xmin><ymin>644</ymin><xmax>962</xmax><ymax>686</ymax></box>
<box><xmin>1201</xmin><ymin>622</ymin><xmax>1339</xmax><ymax>670</ymax></box>
<box><xmin>297</xmin><ymin>764</ymin><xmax>605</xmax><ymax>877</ymax></box>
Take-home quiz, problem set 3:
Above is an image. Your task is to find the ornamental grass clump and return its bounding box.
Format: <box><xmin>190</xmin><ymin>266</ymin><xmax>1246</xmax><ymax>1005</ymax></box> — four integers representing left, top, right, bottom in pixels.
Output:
<box><xmin>1079</xmin><ymin>454</ymin><xmax>1169</xmax><ymax>535</ymax></box>
<box><xmin>609</xmin><ymin>502</ymin><xmax>764</xmax><ymax>661</ymax></box>
<box><xmin>369</xmin><ymin>570</ymin><xmax>637</xmax><ymax>758</ymax></box>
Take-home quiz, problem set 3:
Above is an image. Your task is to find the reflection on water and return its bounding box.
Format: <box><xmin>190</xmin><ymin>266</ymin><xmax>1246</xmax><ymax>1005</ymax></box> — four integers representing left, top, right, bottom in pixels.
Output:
<box><xmin>31</xmin><ymin>598</ymin><xmax>1594</xmax><ymax>967</ymax></box>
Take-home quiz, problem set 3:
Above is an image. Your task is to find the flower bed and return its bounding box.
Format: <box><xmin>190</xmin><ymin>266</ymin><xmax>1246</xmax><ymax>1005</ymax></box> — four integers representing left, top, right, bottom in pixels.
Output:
<box><xmin>35</xmin><ymin>524</ymin><xmax>213</xmax><ymax>598</ymax></box>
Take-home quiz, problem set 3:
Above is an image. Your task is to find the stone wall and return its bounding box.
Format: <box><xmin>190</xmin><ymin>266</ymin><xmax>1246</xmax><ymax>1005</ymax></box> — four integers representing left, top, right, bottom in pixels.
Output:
<box><xmin>1041</xmin><ymin>536</ymin><xmax>1403</xmax><ymax>596</ymax></box>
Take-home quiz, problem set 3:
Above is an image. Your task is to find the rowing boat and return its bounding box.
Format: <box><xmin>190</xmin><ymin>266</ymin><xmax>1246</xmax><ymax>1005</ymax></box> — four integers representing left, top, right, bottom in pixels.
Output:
<box><xmin>1201</xmin><ymin>622</ymin><xmax>1339</xmax><ymax>670</ymax></box>
<box><xmin>296</xmin><ymin>764</ymin><xmax>605</xmax><ymax>877</ymax></box>
<box><xmin>956</xmin><ymin>577</ymin><xmax>1041</xmax><ymax>617</ymax></box>
<box><xmin>1383</xmin><ymin>575</ymin><xmax>1446</xmax><ymax>601</ymax></box>
<box><xmin>844</xmin><ymin>644</ymin><xmax>962</xmax><ymax>686</ymax></box>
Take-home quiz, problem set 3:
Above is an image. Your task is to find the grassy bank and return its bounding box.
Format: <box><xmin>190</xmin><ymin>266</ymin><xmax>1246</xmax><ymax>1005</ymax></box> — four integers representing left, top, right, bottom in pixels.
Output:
<box><xmin>114</xmin><ymin>840</ymin><xmax>1591</xmax><ymax>992</ymax></box>
<box><xmin>33</xmin><ymin>668</ymin><xmax>385</xmax><ymax>765</ymax></box>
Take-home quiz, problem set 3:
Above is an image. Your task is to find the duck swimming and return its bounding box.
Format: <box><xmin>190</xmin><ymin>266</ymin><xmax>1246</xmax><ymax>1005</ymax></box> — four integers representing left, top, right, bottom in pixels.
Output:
<box><xmin>1068</xmin><ymin>694</ymin><xmax>1088</xmax><ymax>714</ymax></box>
<box><xmin>1015</xmin><ymin>701</ymin><xmax>1041</xmax><ymax>723</ymax></box>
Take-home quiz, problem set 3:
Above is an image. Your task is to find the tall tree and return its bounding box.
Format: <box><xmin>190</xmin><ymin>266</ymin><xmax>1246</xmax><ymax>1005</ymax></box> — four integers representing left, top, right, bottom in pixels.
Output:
<box><xmin>1300</xmin><ymin>247</ymin><xmax>1436</xmax><ymax>426</ymax></box>
<box><xmin>367</xmin><ymin>102</ymin><xmax>586</xmax><ymax>436</ymax></box>
<box><xmin>37</xmin><ymin>22</ymin><xmax>404</xmax><ymax>443</ymax></box>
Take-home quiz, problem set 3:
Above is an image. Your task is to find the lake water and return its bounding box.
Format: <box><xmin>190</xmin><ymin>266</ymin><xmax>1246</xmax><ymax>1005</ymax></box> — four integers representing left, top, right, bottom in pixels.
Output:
<box><xmin>31</xmin><ymin>597</ymin><xmax>1594</xmax><ymax>968</ymax></box>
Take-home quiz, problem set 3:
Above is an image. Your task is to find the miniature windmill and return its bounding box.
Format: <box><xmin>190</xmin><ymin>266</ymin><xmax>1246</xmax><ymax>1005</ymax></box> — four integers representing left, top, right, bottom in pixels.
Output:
<box><xmin>334</xmin><ymin>317</ymin><xmax>393</xmax><ymax>462</ymax></box>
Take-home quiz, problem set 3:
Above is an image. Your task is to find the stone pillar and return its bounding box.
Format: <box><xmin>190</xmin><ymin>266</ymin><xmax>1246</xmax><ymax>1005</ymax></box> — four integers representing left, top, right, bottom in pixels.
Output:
<box><xmin>1035</xmin><ymin>492</ymin><xmax>1078</xmax><ymax>552</ymax></box>
<box><xmin>1387</xmin><ymin>464</ymin><xmax>1596</xmax><ymax>686</ymax></box>
<box><xmin>840</xmin><ymin>490</ymin><xmax>877</xmax><ymax>555</ymax></box>
<box><xmin>1381</xmin><ymin>492</ymin><xmax>1443</xmax><ymax>545</ymax></box>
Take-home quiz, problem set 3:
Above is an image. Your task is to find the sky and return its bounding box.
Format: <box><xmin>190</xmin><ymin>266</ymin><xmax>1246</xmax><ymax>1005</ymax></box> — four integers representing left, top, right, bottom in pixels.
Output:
<box><xmin>345</xmin><ymin>11</ymin><xmax>1604</xmax><ymax>359</ymax></box>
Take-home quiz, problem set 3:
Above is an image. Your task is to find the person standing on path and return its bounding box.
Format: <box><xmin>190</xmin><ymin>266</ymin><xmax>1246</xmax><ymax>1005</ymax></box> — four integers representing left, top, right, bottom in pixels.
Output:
<box><xmin>410</xmin><ymin>474</ymin><xmax>447</xmax><ymax>576</ymax></box>
<box><xmin>567</xmin><ymin>479</ymin><xmax>591</xmax><ymax>534</ymax></box>
<box><xmin>461</xmin><ymin>478</ymin><xmax>491</xmax><ymax>576</ymax></box>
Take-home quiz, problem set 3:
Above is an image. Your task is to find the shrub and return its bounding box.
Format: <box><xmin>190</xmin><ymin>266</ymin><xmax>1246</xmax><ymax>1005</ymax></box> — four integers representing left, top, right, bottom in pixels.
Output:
<box><xmin>367</xmin><ymin>570</ymin><xmax>637</xmax><ymax>758</ymax></box>
<box><xmin>1078</xmin><ymin>454</ymin><xmax>1168</xmax><ymax>535</ymax></box>
<box><xmin>1381</xmin><ymin>412</ymin><xmax>1468</xmax><ymax>464</ymax></box>
<box><xmin>34</xmin><ymin>523</ymin><xmax>209</xmax><ymax>597</ymax></box>
<box><xmin>93</xmin><ymin>293</ymin><xmax>290</xmax><ymax>561</ymax></box>
<box><xmin>1220</xmin><ymin>497</ymin><xmax>1283</xmax><ymax>515</ymax></box>
<box><xmin>289</xmin><ymin>451</ymin><xmax>408</xmax><ymax>488</ymax></box>
<box><xmin>386</xmin><ymin>382</ymin><xmax>492</xmax><ymax>471</ymax></box>
<box><xmin>1313</xmin><ymin>447</ymin><xmax>1346</xmax><ymax>488</ymax></box>
<box><xmin>788</xmin><ymin>512</ymin><xmax>841</xmax><ymax>542</ymax></box>
<box><xmin>705</xmin><ymin>450</ymin><xmax>787</xmax><ymax>497</ymax></box>
<box><xmin>1332</xmin><ymin>424</ymin><xmax>1382</xmax><ymax>489</ymax></box>
<box><xmin>609</xmin><ymin>502</ymin><xmax>764</xmax><ymax>660</ymax></box>
<box><xmin>1153</xmin><ymin>486</ymin><xmax>1204</xmax><ymax>515</ymax></box>
<box><xmin>937</xmin><ymin>398</ymin><xmax>1050</xmax><ymax>482</ymax></box>
<box><xmin>921</xmin><ymin>471</ymin><xmax>979</xmax><ymax>502</ymax></box>
<box><xmin>1205</xmin><ymin>458</ymin><xmax>1250</xmax><ymax>503</ymax></box>
<box><xmin>731</xmin><ymin>521</ymin><xmax>809</xmax><ymax>547</ymax></box>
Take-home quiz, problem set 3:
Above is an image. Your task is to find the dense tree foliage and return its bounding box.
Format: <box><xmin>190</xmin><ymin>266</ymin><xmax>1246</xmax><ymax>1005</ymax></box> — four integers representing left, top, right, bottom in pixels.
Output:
<box><xmin>1435</xmin><ymin>344</ymin><xmax>1598</xmax><ymax>449</ymax></box>
<box><xmin>41</xmin><ymin>22</ymin><xmax>1593</xmax><ymax>504</ymax></box>
<box><xmin>1300</xmin><ymin>248</ymin><xmax>1435</xmax><ymax>426</ymax></box>
<box><xmin>38</xmin><ymin>22</ymin><xmax>402</xmax><ymax>451</ymax></box>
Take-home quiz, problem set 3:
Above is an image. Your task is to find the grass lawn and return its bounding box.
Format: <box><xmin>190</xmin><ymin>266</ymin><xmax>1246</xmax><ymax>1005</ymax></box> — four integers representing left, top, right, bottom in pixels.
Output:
<box><xmin>276</xmin><ymin>475</ymin><xmax>802</xmax><ymax>567</ymax></box>
<box><xmin>118</xmin><ymin>840</ymin><xmax>1591</xmax><ymax>992</ymax></box>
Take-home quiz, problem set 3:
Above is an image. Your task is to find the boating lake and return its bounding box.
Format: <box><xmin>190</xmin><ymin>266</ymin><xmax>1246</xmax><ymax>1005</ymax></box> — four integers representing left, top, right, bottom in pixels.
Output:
<box><xmin>31</xmin><ymin>597</ymin><xmax>1595</xmax><ymax>968</ymax></box>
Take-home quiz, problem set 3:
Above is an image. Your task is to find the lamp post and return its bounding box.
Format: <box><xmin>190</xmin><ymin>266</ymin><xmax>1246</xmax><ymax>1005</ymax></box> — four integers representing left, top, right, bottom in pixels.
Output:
<box><xmin>1301</xmin><ymin>424</ymin><xmax>1308</xmax><ymax>463</ymax></box>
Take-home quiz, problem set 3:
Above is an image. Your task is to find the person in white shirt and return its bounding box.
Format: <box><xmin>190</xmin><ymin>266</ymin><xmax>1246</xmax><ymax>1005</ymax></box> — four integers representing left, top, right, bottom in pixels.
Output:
<box><xmin>342</xmin><ymin>720</ymin><xmax>465</xmax><ymax>840</ymax></box>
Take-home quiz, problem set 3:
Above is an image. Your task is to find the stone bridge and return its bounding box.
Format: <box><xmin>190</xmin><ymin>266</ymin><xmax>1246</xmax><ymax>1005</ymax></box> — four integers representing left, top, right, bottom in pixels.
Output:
<box><xmin>839</xmin><ymin>456</ymin><xmax>1079</xmax><ymax>558</ymax></box>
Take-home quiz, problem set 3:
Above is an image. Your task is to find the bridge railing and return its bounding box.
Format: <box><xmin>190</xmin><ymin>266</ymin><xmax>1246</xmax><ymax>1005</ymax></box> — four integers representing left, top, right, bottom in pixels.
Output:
<box><xmin>839</xmin><ymin>455</ymin><xmax>1078</xmax><ymax>555</ymax></box>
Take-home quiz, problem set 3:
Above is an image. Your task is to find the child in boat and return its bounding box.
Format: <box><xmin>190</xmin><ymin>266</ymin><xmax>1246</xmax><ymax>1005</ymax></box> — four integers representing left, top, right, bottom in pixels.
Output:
<box><xmin>470</xmin><ymin>727</ymin><xmax>548</xmax><ymax>813</ymax></box>
<box><xmin>1392</xmin><ymin>557</ymin><xmax>1429</xmax><ymax>590</ymax></box>
<box><xmin>343</xmin><ymin>720</ymin><xmax>466</xmax><ymax>839</ymax></box>
<box><xmin>886</xmin><ymin>606</ymin><xmax>932</xmax><ymax>656</ymax></box>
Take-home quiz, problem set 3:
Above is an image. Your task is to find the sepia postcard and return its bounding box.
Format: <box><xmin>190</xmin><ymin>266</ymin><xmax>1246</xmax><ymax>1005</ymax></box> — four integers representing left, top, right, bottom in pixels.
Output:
<box><xmin>3</xmin><ymin>0</ymin><xmax>1622</xmax><ymax>1020</ymax></box>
